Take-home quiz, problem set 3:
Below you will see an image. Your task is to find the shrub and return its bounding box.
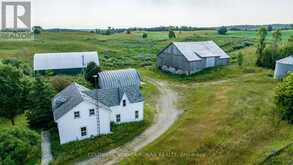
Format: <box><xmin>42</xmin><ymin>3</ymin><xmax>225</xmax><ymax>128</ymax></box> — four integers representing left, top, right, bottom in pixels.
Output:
<box><xmin>0</xmin><ymin>128</ymin><xmax>40</xmax><ymax>164</ymax></box>
<box><xmin>217</xmin><ymin>27</ymin><xmax>227</xmax><ymax>35</ymax></box>
<box><xmin>275</xmin><ymin>73</ymin><xmax>293</xmax><ymax>124</ymax></box>
<box><xmin>142</xmin><ymin>33</ymin><xmax>148</xmax><ymax>39</ymax></box>
<box><xmin>50</xmin><ymin>76</ymin><xmax>71</xmax><ymax>92</ymax></box>
<box><xmin>237</xmin><ymin>52</ymin><xmax>244</xmax><ymax>66</ymax></box>
<box><xmin>168</xmin><ymin>30</ymin><xmax>176</xmax><ymax>39</ymax></box>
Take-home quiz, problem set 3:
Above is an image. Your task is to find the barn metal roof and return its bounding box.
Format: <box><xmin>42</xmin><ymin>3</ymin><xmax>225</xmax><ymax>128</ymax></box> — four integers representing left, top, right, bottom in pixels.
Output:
<box><xmin>172</xmin><ymin>41</ymin><xmax>230</xmax><ymax>61</ymax></box>
<box><xmin>98</xmin><ymin>69</ymin><xmax>141</xmax><ymax>89</ymax></box>
<box><xmin>277</xmin><ymin>55</ymin><xmax>293</xmax><ymax>65</ymax></box>
<box><xmin>34</xmin><ymin>51</ymin><xmax>99</xmax><ymax>71</ymax></box>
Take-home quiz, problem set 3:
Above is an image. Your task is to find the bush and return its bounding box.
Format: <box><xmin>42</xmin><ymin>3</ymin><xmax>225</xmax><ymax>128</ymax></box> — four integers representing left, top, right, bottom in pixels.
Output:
<box><xmin>50</xmin><ymin>76</ymin><xmax>71</xmax><ymax>92</ymax></box>
<box><xmin>142</xmin><ymin>33</ymin><xmax>148</xmax><ymax>39</ymax></box>
<box><xmin>217</xmin><ymin>27</ymin><xmax>228</xmax><ymax>35</ymax></box>
<box><xmin>275</xmin><ymin>73</ymin><xmax>293</xmax><ymax>124</ymax></box>
<box><xmin>168</xmin><ymin>30</ymin><xmax>176</xmax><ymax>39</ymax></box>
<box><xmin>0</xmin><ymin>128</ymin><xmax>40</xmax><ymax>164</ymax></box>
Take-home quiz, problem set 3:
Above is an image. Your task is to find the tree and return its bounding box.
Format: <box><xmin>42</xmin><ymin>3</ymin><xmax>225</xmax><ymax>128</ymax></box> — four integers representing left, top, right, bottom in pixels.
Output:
<box><xmin>32</xmin><ymin>26</ymin><xmax>42</xmax><ymax>35</ymax></box>
<box><xmin>256</xmin><ymin>27</ymin><xmax>268</xmax><ymax>66</ymax></box>
<box><xmin>0</xmin><ymin>128</ymin><xmax>40</xmax><ymax>164</ymax></box>
<box><xmin>168</xmin><ymin>30</ymin><xmax>176</xmax><ymax>39</ymax></box>
<box><xmin>0</xmin><ymin>64</ymin><xmax>31</xmax><ymax>125</ymax></box>
<box><xmin>50</xmin><ymin>76</ymin><xmax>71</xmax><ymax>92</ymax></box>
<box><xmin>84</xmin><ymin>62</ymin><xmax>101</xmax><ymax>85</ymax></box>
<box><xmin>126</xmin><ymin>29</ymin><xmax>131</xmax><ymax>34</ymax></box>
<box><xmin>275</xmin><ymin>73</ymin><xmax>293</xmax><ymax>124</ymax></box>
<box><xmin>267</xmin><ymin>25</ymin><xmax>273</xmax><ymax>32</ymax></box>
<box><xmin>26</xmin><ymin>76</ymin><xmax>55</xmax><ymax>129</ymax></box>
<box><xmin>217</xmin><ymin>26</ymin><xmax>227</xmax><ymax>35</ymax></box>
<box><xmin>237</xmin><ymin>52</ymin><xmax>244</xmax><ymax>66</ymax></box>
<box><xmin>2</xmin><ymin>58</ymin><xmax>32</xmax><ymax>76</ymax></box>
<box><xmin>142</xmin><ymin>32</ymin><xmax>148</xmax><ymax>39</ymax></box>
<box><xmin>272</xmin><ymin>30</ymin><xmax>282</xmax><ymax>52</ymax></box>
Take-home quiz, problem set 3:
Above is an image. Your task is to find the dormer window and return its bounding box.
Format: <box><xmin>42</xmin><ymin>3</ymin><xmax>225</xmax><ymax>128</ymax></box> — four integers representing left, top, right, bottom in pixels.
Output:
<box><xmin>122</xmin><ymin>100</ymin><xmax>126</xmax><ymax>107</ymax></box>
<box><xmin>74</xmin><ymin>111</ymin><xmax>80</xmax><ymax>119</ymax></box>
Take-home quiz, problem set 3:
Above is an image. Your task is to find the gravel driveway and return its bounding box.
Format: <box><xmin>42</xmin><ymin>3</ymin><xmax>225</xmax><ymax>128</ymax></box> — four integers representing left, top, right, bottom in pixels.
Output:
<box><xmin>76</xmin><ymin>78</ymin><xmax>181</xmax><ymax>165</ymax></box>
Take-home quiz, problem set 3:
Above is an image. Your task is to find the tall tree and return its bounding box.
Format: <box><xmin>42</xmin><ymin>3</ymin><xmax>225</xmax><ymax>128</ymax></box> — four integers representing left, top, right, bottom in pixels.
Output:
<box><xmin>0</xmin><ymin>63</ymin><xmax>31</xmax><ymax>125</ymax></box>
<box><xmin>26</xmin><ymin>76</ymin><xmax>55</xmax><ymax>129</ymax></box>
<box><xmin>256</xmin><ymin>27</ymin><xmax>268</xmax><ymax>66</ymax></box>
<box><xmin>267</xmin><ymin>25</ymin><xmax>273</xmax><ymax>32</ymax></box>
<box><xmin>272</xmin><ymin>29</ymin><xmax>282</xmax><ymax>52</ymax></box>
<box><xmin>237</xmin><ymin>52</ymin><xmax>244</xmax><ymax>66</ymax></box>
<box><xmin>85</xmin><ymin>62</ymin><xmax>101</xmax><ymax>85</ymax></box>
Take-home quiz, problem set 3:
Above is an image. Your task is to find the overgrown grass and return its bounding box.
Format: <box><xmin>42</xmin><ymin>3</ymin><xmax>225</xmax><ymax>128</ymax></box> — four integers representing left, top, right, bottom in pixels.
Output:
<box><xmin>50</xmin><ymin>81</ymin><xmax>158</xmax><ymax>164</ymax></box>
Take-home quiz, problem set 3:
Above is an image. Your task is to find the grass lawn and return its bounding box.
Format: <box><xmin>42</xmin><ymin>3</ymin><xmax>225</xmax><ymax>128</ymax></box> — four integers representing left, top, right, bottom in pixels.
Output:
<box><xmin>122</xmin><ymin>50</ymin><xmax>293</xmax><ymax>164</ymax></box>
<box><xmin>49</xmin><ymin>80</ymin><xmax>159</xmax><ymax>165</ymax></box>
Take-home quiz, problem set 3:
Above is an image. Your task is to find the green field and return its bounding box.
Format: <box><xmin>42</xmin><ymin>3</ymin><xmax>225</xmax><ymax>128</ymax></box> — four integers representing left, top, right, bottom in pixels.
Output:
<box><xmin>0</xmin><ymin>30</ymin><xmax>293</xmax><ymax>164</ymax></box>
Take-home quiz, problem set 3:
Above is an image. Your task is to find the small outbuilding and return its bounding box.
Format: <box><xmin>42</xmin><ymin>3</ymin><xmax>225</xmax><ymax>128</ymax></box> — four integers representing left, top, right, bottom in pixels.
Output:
<box><xmin>274</xmin><ymin>55</ymin><xmax>293</xmax><ymax>80</ymax></box>
<box><xmin>34</xmin><ymin>51</ymin><xmax>99</xmax><ymax>74</ymax></box>
<box><xmin>157</xmin><ymin>41</ymin><xmax>230</xmax><ymax>75</ymax></box>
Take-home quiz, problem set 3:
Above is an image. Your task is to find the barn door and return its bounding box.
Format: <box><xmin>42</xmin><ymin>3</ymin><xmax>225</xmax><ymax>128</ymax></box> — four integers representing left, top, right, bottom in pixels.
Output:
<box><xmin>206</xmin><ymin>57</ymin><xmax>216</xmax><ymax>68</ymax></box>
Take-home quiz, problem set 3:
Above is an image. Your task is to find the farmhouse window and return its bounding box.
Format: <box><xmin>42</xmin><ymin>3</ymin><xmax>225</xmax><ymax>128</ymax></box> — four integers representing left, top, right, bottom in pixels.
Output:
<box><xmin>81</xmin><ymin>127</ymin><xmax>87</xmax><ymax>136</ymax></box>
<box><xmin>116</xmin><ymin>114</ymin><xmax>121</xmax><ymax>122</ymax></box>
<box><xmin>89</xmin><ymin>109</ymin><xmax>95</xmax><ymax>116</ymax></box>
<box><xmin>74</xmin><ymin>111</ymin><xmax>80</xmax><ymax>119</ymax></box>
<box><xmin>135</xmin><ymin>111</ymin><xmax>139</xmax><ymax>119</ymax></box>
<box><xmin>123</xmin><ymin>100</ymin><xmax>126</xmax><ymax>107</ymax></box>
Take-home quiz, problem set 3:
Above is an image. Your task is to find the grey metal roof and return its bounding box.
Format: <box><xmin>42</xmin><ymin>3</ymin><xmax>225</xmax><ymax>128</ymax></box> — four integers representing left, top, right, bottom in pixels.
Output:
<box><xmin>277</xmin><ymin>55</ymin><xmax>293</xmax><ymax>64</ymax></box>
<box><xmin>52</xmin><ymin>83</ymin><xmax>87</xmax><ymax>121</ymax></box>
<box><xmin>172</xmin><ymin>41</ymin><xmax>230</xmax><ymax>61</ymax></box>
<box><xmin>34</xmin><ymin>51</ymin><xmax>99</xmax><ymax>71</ymax></box>
<box><xmin>98</xmin><ymin>69</ymin><xmax>141</xmax><ymax>89</ymax></box>
<box><xmin>52</xmin><ymin>83</ymin><xmax>144</xmax><ymax>121</ymax></box>
<box><xmin>84</xmin><ymin>85</ymin><xmax>144</xmax><ymax>107</ymax></box>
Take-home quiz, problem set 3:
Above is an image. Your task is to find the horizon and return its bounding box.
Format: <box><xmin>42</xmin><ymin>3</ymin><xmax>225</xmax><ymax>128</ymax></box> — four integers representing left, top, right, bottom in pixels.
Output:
<box><xmin>27</xmin><ymin>0</ymin><xmax>293</xmax><ymax>29</ymax></box>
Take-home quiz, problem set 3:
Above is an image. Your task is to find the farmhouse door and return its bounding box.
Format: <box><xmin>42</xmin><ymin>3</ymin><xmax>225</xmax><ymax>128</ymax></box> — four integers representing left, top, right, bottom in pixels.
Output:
<box><xmin>206</xmin><ymin>57</ymin><xmax>216</xmax><ymax>67</ymax></box>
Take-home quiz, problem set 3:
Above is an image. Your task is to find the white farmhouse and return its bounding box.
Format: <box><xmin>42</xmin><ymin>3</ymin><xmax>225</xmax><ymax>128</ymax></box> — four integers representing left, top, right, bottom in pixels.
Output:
<box><xmin>52</xmin><ymin>82</ymin><xmax>144</xmax><ymax>144</ymax></box>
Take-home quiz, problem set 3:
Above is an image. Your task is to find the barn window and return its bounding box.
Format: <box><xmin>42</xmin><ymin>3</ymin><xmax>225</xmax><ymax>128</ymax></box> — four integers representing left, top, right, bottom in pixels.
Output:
<box><xmin>89</xmin><ymin>109</ymin><xmax>95</xmax><ymax>116</ymax></box>
<box><xmin>123</xmin><ymin>100</ymin><xmax>126</xmax><ymax>107</ymax></box>
<box><xmin>74</xmin><ymin>111</ymin><xmax>80</xmax><ymax>119</ymax></box>
<box><xmin>81</xmin><ymin>127</ymin><xmax>87</xmax><ymax>136</ymax></box>
<box><xmin>116</xmin><ymin>114</ymin><xmax>121</xmax><ymax>122</ymax></box>
<box><xmin>135</xmin><ymin>111</ymin><xmax>139</xmax><ymax>119</ymax></box>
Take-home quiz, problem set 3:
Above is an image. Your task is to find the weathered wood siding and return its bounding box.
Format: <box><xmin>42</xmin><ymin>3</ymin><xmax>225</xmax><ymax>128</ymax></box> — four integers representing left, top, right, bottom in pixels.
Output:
<box><xmin>157</xmin><ymin>44</ymin><xmax>190</xmax><ymax>71</ymax></box>
<box><xmin>216</xmin><ymin>58</ymin><xmax>229</xmax><ymax>66</ymax></box>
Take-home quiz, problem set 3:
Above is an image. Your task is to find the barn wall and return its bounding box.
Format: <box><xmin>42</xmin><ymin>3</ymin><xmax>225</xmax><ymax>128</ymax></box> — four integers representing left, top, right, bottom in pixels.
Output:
<box><xmin>274</xmin><ymin>63</ymin><xmax>293</xmax><ymax>80</ymax></box>
<box><xmin>189</xmin><ymin>60</ymin><xmax>205</xmax><ymax>74</ymax></box>
<box><xmin>216</xmin><ymin>58</ymin><xmax>229</xmax><ymax>66</ymax></box>
<box><xmin>157</xmin><ymin>44</ymin><xmax>190</xmax><ymax>71</ymax></box>
<box><xmin>36</xmin><ymin>68</ymin><xmax>84</xmax><ymax>75</ymax></box>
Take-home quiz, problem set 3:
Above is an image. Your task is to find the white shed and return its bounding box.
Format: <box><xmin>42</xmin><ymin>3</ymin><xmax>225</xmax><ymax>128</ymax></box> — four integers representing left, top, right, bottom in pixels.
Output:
<box><xmin>274</xmin><ymin>56</ymin><xmax>293</xmax><ymax>80</ymax></box>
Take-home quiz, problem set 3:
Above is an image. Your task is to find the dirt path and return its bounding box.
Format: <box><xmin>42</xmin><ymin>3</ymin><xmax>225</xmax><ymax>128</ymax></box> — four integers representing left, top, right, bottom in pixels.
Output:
<box><xmin>75</xmin><ymin>78</ymin><xmax>181</xmax><ymax>165</ymax></box>
<box><xmin>41</xmin><ymin>131</ymin><xmax>53</xmax><ymax>165</ymax></box>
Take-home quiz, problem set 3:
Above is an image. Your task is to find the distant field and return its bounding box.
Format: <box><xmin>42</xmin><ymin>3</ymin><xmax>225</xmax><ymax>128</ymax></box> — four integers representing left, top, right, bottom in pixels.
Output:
<box><xmin>1</xmin><ymin>30</ymin><xmax>292</xmax><ymax>69</ymax></box>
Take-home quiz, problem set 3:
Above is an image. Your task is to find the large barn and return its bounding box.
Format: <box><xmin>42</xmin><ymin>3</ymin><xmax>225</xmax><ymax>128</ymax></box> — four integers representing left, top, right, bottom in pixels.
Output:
<box><xmin>157</xmin><ymin>41</ymin><xmax>230</xmax><ymax>75</ymax></box>
<box><xmin>34</xmin><ymin>51</ymin><xmax>99</xmax><ymax>74</ymax></box>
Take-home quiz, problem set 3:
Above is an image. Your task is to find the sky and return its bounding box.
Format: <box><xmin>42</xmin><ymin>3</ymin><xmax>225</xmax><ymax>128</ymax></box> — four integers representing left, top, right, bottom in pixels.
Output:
<box><xmin>27</xmin><ymin>0</ymin><xmax>293</xmax><ymax>28</ymax></box>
